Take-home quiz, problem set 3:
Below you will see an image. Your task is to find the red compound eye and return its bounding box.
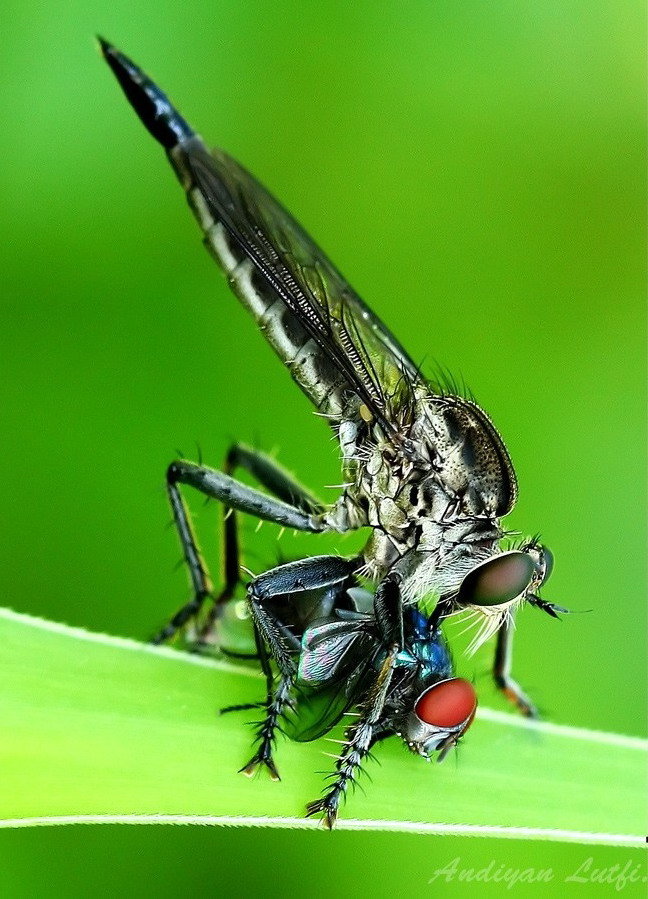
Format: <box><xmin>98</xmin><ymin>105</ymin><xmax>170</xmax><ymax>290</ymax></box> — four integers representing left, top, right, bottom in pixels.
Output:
<box><xmin>414</xmin><ymin>678</ymin><xmax>477</xmax><ymax>728</ymax></box>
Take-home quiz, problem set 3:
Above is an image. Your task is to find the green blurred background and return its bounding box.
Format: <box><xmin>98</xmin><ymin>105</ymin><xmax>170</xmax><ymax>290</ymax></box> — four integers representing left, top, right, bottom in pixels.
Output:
<box><xmin>1</xmin><ymin>0</ymin><xmax>645</xmax><ymax>895</ymax></box>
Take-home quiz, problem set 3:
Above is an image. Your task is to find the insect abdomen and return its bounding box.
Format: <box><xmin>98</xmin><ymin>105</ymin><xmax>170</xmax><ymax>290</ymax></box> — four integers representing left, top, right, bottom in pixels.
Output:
<box><xmin>176</xmin><ymin>163</ymin><xmax>348</xmax><ymax>416</ymax></box>
<box><xmin>100</xmin><ymin>39</ymin><xmax>194</xmax><ymax>150</ymax></box>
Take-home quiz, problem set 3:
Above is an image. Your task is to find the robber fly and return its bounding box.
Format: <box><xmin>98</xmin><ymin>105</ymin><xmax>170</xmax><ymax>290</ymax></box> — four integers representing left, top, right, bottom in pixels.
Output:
<box><xmin>101</xmin><ymin>40</ymin><xmax>564</xmax><ymax>827</ymax></box>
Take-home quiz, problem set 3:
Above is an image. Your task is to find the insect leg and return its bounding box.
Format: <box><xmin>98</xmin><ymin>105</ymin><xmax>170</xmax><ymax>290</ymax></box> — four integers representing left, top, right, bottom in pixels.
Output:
<box><xmin>373</xmin><ymin>571</ymin><xmax>404</xmax><ymax>647</ymax></box>
<box><xmin>219</xmin><ymin>604</ymin><xmax>277</xmax><ymax>716</ymax></box>
<box><xmin>197</xmin><ymin>444</ymin><xmax>327</xmax><ymax>642</ymax></box>
<box><xmin>225</xmin><ymin>443</ymin><xmax>325</xmax><ymax>514</ymax></box>
<box><xmin>303</xmin><ymin>571</ymin><xmax>404</xmax><ymax>826</ymax></box>
<box><xmin>152</xmin><ymin>459</ymin><xmax>330</xmax><ymax>644</ymax></box>
<box><xmin>493</xmin><ymin>616</ymin><xmax>539</xmax><ymax>718</ymax></box>
<box><xmin>306</xmin><ymin>642</ymin><xmax>400</xmax><ymax>829</ymax></box>
<box><xmin>168</xmin><ymin>460</ymin><xmax>328</xmax><ymax>531</ymax></box>
<box><xmin>241</xmin><ymin>556</ymin><xmax>359</xmax><ymax>779</ymax></box>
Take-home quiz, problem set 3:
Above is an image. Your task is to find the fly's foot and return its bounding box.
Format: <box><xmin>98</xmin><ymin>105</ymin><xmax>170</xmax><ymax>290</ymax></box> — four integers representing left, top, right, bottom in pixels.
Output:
<box><xmin>150</xmin><ymin>590</ymin><xmax>212</xmax><ymax>645</ymax></box>
<box><xmin>519</xmin><ymin>699</ymin><xmax>539</xmax><ymax>719</ymax></box>
<box><xmin>239</xmin><ymin>749</ymin><xmax>281</xmax><ymax>782</ymax></box>
<box><xmin>185</xmin><ymin>638</ymin><xmax>218</xmax><ymax>656</ymax></box>
<box><xmin>305</xmin><ymin>793</ymin><xmax>340</xmax><ymax>830</ymax></box>
<box><xmin>517</xmin><ymin>698</ymin><xmax>539</xmax><ymax>719</ymax></box>
<box><xmin>496</xmin><ymin>676</ymin><xmax>539</xmax><ymax>719</ymax></box>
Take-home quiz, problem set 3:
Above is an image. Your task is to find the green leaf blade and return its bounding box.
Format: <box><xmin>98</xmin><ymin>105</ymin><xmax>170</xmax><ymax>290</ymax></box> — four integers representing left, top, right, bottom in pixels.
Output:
<box><xmin>1</xmin><ymin>608</ymin><xmax>645</xmax><ymax>846</ymax></box>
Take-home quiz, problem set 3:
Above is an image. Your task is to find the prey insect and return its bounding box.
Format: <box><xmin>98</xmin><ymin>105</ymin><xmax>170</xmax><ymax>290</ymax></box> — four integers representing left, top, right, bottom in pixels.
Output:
<box><xmin>101</xmin><ymin>40</ymin><xmax>564</xmax><ymax>827</ymax></box>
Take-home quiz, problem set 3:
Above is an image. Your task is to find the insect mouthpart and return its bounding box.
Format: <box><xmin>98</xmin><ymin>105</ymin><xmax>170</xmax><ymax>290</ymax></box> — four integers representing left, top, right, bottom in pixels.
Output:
<box><xmin>406</xmin><ymin>678</ymin><xmax>477</xmax><ymax>759</ymax></box>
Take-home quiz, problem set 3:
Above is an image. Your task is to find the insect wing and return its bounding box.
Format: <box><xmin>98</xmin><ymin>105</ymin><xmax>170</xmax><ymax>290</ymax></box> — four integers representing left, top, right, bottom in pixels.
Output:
<box><xmin>298</xmin><ymin>616</ymin><xmax>374</xmax><ymax>684</ymax></box>
<box><xmin>282</xmin><ymin>617</ymin><xmax>374</xmax><ymax>742</ymax></box>
<box><xmin>284</xmin><ymin>667</ymin><xmax>370</xmax><ymax>742</ymax></box>
<box><xmin>185</xmin><ymin>142</ymin><xmax>421</xmax><ymax>431</ymax></box>
<box><xmin>184</xmin><ymin>146</ymin><xmax>519</xmax><ymax>511</ymax></box>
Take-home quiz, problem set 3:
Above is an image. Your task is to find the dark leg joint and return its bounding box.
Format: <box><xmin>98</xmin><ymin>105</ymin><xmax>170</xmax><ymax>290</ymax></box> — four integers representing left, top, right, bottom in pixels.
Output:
<box><xmin>306</xmin><ymin>794</ymin><xmax>340</xmax><ymax>829</ymax></box>
<box><xmin>150</xmin><ymin>589</ymin><xmax>210</xmax><ymax>644</ymax></box>
<box><xmin>166</xmin><ymin>461</ymin><xmax>181</xmax><ymax>484</ymax></box>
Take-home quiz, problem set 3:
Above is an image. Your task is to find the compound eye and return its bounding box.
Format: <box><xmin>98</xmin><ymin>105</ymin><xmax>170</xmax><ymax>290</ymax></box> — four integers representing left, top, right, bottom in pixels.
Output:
<box><xmin>540</xmin><ymin>545</ymin><xmax>554</xmax><ymax>583</ymax></box>
<box><xmin>457</xmin><ymin>552</ymin><xmax>535</xmax><ymax>607</ymax></box>
<box><xmin>414</xmin><ymin>678</ymin><xmax>477</xmax><ymax>728</ymax></box>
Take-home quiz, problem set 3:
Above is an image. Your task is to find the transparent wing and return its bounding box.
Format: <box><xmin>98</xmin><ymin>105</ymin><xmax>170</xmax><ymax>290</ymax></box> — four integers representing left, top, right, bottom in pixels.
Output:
<box><xmin>185</xmin><ymin>142</ymin><xmax>421</xmax><ymax>432</ymax></box>
<box><xmin>282</xmin><ymin>617</ymin><xmax>374</xmax><ymax>742</ymax></box>
<box><xmin>298</xmin><ymin>617</ymin><xmax>374</xmax><ymax>684</ymax></box>
<box><xmin>283</xmin><ymin>672</ymin><xmax>369</xmax><ymax>743</ymax></box>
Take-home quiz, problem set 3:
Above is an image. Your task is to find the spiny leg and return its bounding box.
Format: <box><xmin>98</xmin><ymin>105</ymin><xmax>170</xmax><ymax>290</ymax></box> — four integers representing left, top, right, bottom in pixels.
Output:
<box><xmin>240</xmin><ymin>670</ymin><xmax>294</xmax><ymax>782</ymax></box>
<box><xmin>307</xmin><ymin>643</ymin><xmax>400</xmax><ymax>828</ymax></box>
<box><xmin>493</xmin><ymin>615</ymin><xmax>538</xmax><ymax>718</ymax></box>
<box><xmin>241</xmin><ymin>555</ymin><xmax>359</xmax><ymax>779</ymax></box>
<box><xmin>152</xmin><ymin>456</ymin><xmax>329</xmax><ymax>644</ymax></box>
<box><xmin>197</xmin><ymin>444</ymin><xmax>326</xmax><ymax>642</ymax></box>
<box><xmin>225</xmin><ymin>443</ymin><xmax>324</xmax><ymax>515</ymax></box>
<box><xmin>234</xmin><ymin>609</ymin><xmax>291</xmax><ymax>781</ymax></box>
<box><xmin>219</xmin><ymin>610</ymin><xmax>276</xmax><ymax>717</ymax></box>
<box><xmin>306</xmin><ymin>574</ymin><xmax>403</xmax><ymax>827</ymax></box>
<box><xmin>151</xmin><ymin>463</ymin><xmax>213</xmax><ymax>644</ymax></box>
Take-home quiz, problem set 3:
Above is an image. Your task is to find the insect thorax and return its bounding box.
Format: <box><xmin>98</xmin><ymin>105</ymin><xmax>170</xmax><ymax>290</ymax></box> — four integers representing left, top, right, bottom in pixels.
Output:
<box><xmin>324</xmin><ymin>392</ymin><xmax>507</xmax><ymax>596</ymax></box>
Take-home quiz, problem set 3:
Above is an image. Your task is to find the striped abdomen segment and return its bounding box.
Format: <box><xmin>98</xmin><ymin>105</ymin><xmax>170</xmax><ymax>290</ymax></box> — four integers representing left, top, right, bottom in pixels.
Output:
<box><xmin>100</xmin><ymin>40</ymin><xmax>350</xmax><ymax>419</ymax></box>
<box><xmin>168</xmin><ymin>140</ymin><xmax>349</xmax><ymax>418</ymax></box>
